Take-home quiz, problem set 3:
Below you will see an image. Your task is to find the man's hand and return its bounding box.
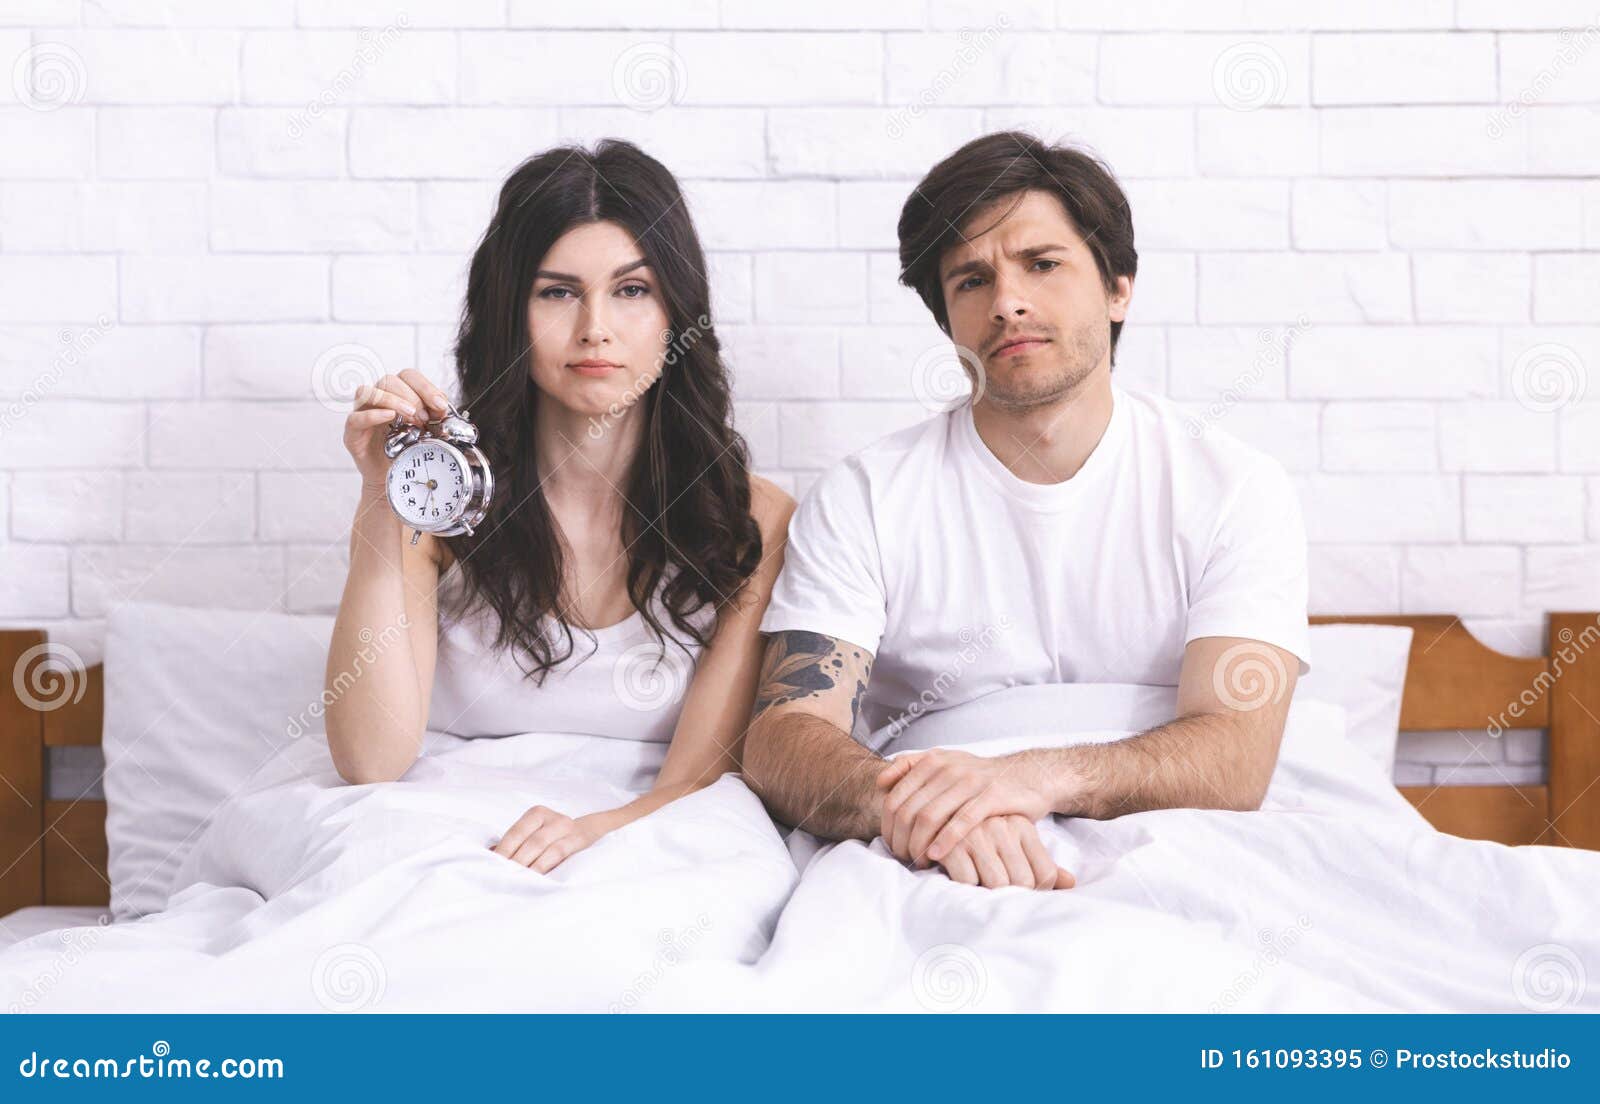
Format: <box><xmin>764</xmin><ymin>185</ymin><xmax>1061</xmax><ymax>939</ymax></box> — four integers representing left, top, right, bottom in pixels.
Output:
<box><xmin>930</xmin><ymin>813</ymin><xmax>1075</xmax><ymax>891</ymax></box>
<box><xmin>877</xmin><ymin>748</ymin><xmax>1064</xmax><ymax>868</ymax></box>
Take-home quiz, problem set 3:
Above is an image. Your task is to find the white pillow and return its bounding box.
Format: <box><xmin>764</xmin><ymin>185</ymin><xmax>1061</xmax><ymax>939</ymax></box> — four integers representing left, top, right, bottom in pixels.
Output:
<box><xmin>102</xmin><ymin>602</ymin><xmax>335</xmax><ymax>920</ymax></box>
<box><xmin>1297</xmin><ymin>624</ymin><xmax>1413</xmax><ymax>778</ymax></box>
<box><xmin>865</xmin><ymin>683</ymin><xmax>1420</xmax><ymax>822</ymax></box>
<box><xmin>869</xmin><ymin>624</ymin><xmax>1413</xmax><ymax>779</ymax></box>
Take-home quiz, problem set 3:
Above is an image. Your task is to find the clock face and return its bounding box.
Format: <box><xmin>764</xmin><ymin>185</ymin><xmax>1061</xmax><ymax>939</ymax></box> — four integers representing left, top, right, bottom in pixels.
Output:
<box><xmin>387</xmin><ymin>440</ymin><xmax>468</xmax><ymax>530</ymax></box>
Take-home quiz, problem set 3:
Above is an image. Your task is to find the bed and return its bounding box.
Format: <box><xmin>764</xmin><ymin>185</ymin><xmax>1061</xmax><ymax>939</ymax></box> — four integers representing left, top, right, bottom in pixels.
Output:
<box><xmin>1</xmin><ymin>610</ymin><xmax>1597</xmax><ymax>1012</ymax></box>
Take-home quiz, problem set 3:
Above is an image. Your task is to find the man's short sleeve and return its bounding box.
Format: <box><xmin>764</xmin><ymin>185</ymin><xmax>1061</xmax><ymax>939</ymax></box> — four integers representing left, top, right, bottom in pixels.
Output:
<box><xmin>1184</xmin><ymin>458</ymin><xmax>1312</xmax><ymax>675</ymax></box>
<box><xmin>759</xmin><ymin>460</ymin><xmax>888</xmax><ymax>657</ymax></box>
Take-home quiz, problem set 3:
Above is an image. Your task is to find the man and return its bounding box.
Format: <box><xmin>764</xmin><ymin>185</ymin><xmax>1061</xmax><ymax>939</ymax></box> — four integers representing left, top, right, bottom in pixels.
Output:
<box><xmin>743</xmin><ymin>131</ymin><xmax>1310</xmax><ymax>892</ymax></box>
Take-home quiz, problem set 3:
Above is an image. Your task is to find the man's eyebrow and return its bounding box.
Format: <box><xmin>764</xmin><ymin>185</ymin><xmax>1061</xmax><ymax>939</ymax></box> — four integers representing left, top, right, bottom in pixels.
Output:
<box><xmin>941</xmin><ymin>243</ymin><xmax>1071</xmax><ymax>283</ymax></box>
<box><xmin>941</xmin><ymin>256</ymin><xmax>990</xmax><ymax>282</ymax></box>
<box><xmin>534</xmin><ymin>257</ymin><xmax>650</xmax><ymax>282</ymax></box>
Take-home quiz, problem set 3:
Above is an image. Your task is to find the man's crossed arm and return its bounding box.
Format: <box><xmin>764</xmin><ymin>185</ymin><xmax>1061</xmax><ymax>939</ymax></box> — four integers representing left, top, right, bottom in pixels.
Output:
<box><xmin>743</xmin><ymin>631</ymin><xmax>1299</xmax><ymax>891</ymax></box>
<box><xmin>876</xmin><ymin>635</ymin><xmax>1300</xmax><ymax>870</ymax></box>
<box><xmin>741</xmin><ymin>630</ymin><xmax>1074</xmax><ymax>890</ymax></box>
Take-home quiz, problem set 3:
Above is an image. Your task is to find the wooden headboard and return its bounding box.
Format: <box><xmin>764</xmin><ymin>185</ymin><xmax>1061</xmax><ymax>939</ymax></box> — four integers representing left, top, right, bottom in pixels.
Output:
<box><xmin>3</xmin><ymin>613</ymin><xmax>1599</xmax><ymax>915</ymax></box>
<box><xmin>1308</xmin><ymin>613</ymin><xmax>1600</xmax><ymax>851</ymax></box>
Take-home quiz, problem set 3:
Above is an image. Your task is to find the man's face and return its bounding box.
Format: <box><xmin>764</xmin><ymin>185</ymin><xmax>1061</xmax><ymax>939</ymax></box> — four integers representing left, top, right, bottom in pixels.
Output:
<box><xmin>937</xmin><ymin>189</ymin><xmax>1132</xmax><ymax>411</ymax></box>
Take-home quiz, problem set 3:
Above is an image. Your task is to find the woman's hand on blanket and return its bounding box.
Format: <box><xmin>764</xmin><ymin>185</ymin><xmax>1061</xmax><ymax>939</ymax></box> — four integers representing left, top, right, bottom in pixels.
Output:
<box><xmin>935</xmin><ymin>814</ymin><xmax>1075</xmax><ymax>891</ymax></box>
<box><xmin>877</xmin><ymin>748</ymin><xmax>1056</xmax><ymax>869</ymax></box>
<box><xmin>489</xmin><ymin>804</ymin><xmax>606</xmax><ymax>874</ymax></box>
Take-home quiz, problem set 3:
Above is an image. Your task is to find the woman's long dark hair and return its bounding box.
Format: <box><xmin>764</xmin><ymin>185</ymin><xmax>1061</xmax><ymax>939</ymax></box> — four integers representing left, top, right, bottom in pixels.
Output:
<box><xmin>443</xmin><ymin>139</ymin><xmax>762</xmax><ymax>681</ymax></box>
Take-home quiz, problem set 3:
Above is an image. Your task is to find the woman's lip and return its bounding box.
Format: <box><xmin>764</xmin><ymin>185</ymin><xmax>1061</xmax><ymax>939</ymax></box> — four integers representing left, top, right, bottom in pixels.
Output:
<box><xmin>994</xmin><ymin>338</ymin><xmax>1049</xmax><ymax>356</ymax></box>
<box><xmin>568</xmin><ymin>361</ymin><xmax>621</xmax><ymax>376</ymax></box>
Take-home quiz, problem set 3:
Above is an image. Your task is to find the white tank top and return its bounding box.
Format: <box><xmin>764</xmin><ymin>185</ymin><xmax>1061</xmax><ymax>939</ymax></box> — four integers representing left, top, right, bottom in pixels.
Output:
<box><xmin>425</xmin><ymin>558</ymin><xmax>714</xmax><ymax>742</ymax></box>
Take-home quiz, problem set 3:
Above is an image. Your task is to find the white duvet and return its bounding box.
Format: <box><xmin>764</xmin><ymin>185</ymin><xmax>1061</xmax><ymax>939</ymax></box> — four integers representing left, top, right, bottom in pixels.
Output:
<box><xmin>1</xmin><ymin>732</ymin><xmax>797</xmax><ymax>1013</ymax></box>
<box><xmin>2</xmin><ymin>686</ymin><xmax>1596</xmax><ymax>1013</ymax></box>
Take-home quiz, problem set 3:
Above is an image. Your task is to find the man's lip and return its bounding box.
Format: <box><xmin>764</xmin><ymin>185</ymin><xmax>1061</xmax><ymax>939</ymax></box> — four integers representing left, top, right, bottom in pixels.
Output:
<box><xmin>992</xmin><ymin>337</ymin><xmax>1050</xmax><ymax>356</ymax></box>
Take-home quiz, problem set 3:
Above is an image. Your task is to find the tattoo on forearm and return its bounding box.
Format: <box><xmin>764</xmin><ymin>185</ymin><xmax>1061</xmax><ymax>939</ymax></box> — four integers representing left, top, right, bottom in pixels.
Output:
<box><xmin>746</xmin><ymin>631</ymin><xmax>881</xmax><ymax>842</ymax></box>
<box><xmin>754</xmin><ymin>630</ymin><xmax>873</xmax><ymax>727</ymax></box>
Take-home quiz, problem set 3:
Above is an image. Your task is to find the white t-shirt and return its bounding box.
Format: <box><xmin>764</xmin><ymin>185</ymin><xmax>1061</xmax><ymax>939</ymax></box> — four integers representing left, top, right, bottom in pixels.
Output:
<box><xmin>759</xmin><ymin>383</ymin><xmax>1312</xmax><ymax>740</ymax></box>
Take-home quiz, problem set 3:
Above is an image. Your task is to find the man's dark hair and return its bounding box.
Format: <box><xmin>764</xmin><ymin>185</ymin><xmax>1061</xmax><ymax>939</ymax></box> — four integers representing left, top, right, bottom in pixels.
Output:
<box><xmin>897</xmin><ymin>130</ymin><xmax>1138</xmax><ymax>362</ymax></box>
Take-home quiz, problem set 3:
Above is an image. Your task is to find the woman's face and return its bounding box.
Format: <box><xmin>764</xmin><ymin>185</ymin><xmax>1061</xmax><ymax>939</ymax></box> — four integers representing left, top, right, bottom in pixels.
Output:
<box><xmin>527</xmin><ymin>219</ymin><xmax>671</xmax><ymax>422</ymax></box>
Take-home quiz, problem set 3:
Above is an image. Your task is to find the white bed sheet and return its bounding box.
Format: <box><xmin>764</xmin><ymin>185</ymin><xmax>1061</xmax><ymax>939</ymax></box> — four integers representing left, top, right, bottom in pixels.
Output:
<box><xmin>0</xmin><ymin>907</ymin><xmax>111</xmax><ymax>950</ymax></box>
<box><xmin>1</xmin><ymin>685</ymin><xmax>1594</xmax><ymax>1013</ymax></box>
<box><xmin>0</xmin><ymin>730</ymin><xmax>797</xmax><ymax>1012</ymax></box>
<box><xmin>643</xmin><ymin>688</ymin><xmax>1599</xmax><ymax>1012</ymax></box>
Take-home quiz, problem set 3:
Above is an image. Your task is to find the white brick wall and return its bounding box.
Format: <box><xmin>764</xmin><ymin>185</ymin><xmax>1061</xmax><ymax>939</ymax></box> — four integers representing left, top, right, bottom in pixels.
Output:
<box><xmin>3</xmin><ymin>2</ymin><xmax>1596</xmax><ymax>791</ymax></box>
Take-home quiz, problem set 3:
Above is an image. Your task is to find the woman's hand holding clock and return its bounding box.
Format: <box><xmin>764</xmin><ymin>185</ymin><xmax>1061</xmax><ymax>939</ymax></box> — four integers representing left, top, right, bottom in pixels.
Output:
<box><xmin>343</xmin><ymin>369</ymin><xmax>453</xmax><ymax>491</ymax></box>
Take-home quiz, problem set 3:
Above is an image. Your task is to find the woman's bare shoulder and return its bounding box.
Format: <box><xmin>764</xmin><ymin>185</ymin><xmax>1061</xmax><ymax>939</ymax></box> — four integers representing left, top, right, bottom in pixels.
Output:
<box><xmin>747</xmin><ymin>473</ymin><xmax>796</xmax><ymax>539</ymax></box>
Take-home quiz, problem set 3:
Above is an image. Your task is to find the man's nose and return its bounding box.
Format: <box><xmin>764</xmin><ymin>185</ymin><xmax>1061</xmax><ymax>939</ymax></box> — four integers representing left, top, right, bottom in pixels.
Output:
<box><xmin>990</xmin><ymin>274</ymin><xmax>1031</xmax><ymax>320</ymax></box>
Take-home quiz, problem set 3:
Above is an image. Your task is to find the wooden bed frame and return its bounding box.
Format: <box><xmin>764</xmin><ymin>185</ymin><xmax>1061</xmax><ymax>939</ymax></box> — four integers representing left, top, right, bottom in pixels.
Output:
<box><xmin>2</xmin><ymin>613</ymin><xmax>1599</xmax><ymax>916</ymax></box>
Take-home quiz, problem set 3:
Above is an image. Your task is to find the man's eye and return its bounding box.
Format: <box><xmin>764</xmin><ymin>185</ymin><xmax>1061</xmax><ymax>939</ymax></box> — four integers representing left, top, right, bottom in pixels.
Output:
<box><xmin>1032</xmin><ymin>260</ymin><xmax>1059</xmax><ymax>272</ymax></box>
<box><xmin>957</xmin><ymin>276</ymin><xmax>986</xmax><ymax>291</ymax></box>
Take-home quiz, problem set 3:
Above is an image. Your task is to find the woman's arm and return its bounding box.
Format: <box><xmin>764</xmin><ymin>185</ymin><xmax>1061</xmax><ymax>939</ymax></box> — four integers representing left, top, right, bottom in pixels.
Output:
<box><xmin>490</xmin><ymin>476</ymin><xmax>795</xmax><ymax>870</ymax></box>
<box><xmin>598</xmin><ymin>473</ymin><xmax>797</xmax><ymax>828</ymax></box>
<box><xmin>324</xmin><ymin>370</ymin><xmax>455</xmax><ymax>785</ymax></box>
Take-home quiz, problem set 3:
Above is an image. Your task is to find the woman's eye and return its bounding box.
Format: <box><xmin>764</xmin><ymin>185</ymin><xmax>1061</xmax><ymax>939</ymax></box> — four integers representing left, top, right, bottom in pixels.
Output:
<box><xmin>538</xmin><ymin>286</ymin><xmax>574</xmax><ymax>300</ymax></box>
<box><xmin>618</xmin><ymin>283</ymin><xmax>650</xmax><ymax>298</ymax></box>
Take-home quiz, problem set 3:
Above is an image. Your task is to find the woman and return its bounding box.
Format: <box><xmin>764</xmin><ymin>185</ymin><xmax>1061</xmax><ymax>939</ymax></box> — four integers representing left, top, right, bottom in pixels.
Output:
<box><xmin>324</xmin><ymin>139</ymin><xmax>792</xmax><ymax>874</ymax></box>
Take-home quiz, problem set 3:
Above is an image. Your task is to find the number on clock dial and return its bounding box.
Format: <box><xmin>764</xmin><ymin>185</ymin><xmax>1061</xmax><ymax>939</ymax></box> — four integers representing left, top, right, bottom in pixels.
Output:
<box><xmin>388</xmin><ymin>444</ymin><xmax>467</xmax><ymax>527</ymax></box>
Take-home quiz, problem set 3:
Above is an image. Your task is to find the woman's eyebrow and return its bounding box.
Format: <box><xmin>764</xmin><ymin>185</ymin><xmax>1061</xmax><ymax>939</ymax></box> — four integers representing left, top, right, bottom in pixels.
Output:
<box><xmin>534</xmin><ymin>257</ymin><xmax>650</xmax><ymax>282</ymax></box>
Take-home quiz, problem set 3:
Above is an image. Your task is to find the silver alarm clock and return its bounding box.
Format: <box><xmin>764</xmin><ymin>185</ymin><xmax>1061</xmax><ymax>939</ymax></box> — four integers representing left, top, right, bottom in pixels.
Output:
<box><xmin>382</xmin><ymin>401</ymin><xmax>494</xmax><ymax>545</ymax></box>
